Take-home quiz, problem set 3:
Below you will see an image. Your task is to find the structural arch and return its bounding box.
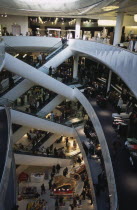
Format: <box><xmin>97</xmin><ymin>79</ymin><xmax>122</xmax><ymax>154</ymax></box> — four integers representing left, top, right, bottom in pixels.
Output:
<box><xmin>69</xmin><ymin>39</ymin><xmax>137</xmax><ymax>98</ymax></box>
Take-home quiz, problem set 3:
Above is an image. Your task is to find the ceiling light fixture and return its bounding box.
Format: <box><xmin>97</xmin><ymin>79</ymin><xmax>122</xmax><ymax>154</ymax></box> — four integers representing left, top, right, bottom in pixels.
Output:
<box><xmin>102</xmin><ymin>6</ymin><xmax>119</xmax><ymax>11</ymax></box>
<box><xmin>98</xmin><ymin>20</ymin><xmax>116</xmax><ymax>26</ymax></box>
<box><xmin>134</xmin><ymin>14</ymin><xmax>137</xmax><ymax>22</ymax></box>
<box><xmin>14</xmin><ymin>54</ymin><xmax>19</xmax><ymax>58</ymax></box>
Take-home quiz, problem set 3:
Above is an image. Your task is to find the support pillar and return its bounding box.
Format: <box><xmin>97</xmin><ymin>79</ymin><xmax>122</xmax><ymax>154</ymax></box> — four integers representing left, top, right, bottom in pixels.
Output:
<box><xmin>107</xmin><ymin>13</ymin><xmax>124</xmax><ymax>92</ymax></box>
<box><xmin>107</xmin><ymin>70</ymin><xmax>112</xmax><ymax>92</ymax></box>
<box><xmin>113</xmin><ymin>13</ymin><xmax>124</xmax><ymax>46</ymax></box>
<box><xmin>75</xmin><ymin>19</ymin><xmax>81</xmax><ymax>39</ymax></box>
<box><xmin>73</xmin><ymin>55</ymin><xmax>79</xmax><ymax>79</ymax></box>
<box><xmin>61</xmin><ymin>25</ymin><xmax>65</xmax><ymax>37</ymax></box>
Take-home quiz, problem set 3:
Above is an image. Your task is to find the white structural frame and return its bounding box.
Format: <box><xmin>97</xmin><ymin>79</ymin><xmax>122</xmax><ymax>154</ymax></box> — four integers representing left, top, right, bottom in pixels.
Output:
<box><xmin>3</xmin><ymin>38</ymin><xmax>137</xmax><ymax>210</ymax></box>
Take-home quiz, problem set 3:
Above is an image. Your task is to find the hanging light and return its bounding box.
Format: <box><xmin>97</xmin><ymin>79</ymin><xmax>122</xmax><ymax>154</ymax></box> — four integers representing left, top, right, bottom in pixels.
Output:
<box><xmin>134</xmin><ymin>14</ymin><xmax>137</xmax><ymax>22</ymax></box>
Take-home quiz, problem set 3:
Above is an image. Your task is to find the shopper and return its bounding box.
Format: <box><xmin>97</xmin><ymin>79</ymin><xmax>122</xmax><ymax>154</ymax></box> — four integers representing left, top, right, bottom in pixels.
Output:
<box><xmin>56</xmin><ymin>164</ymin><xmax>61</xmax><ymax>173</ymax></box>
<box><xmin>55</xmin><ymin>198</ymin><xmax>59</xmax><ymax>210</ymax></box>
<box><xmin>37</xmin><ymin>53</ymin><xmax>42</xmax><ymax>65</ymax></box>
<box><xmin>41</xmin><ymin>183</ymin><xmax>46</xmax><ymax>195</ymax></box>
<box><xmin>65</xmin><ymin>137</ymin><xmax>69</xmax><ymax>147</ymax></box>
<box><xmin>48</xmin><ymin>179</ymin><xmax>52</xmax><ymax>190</ymax></box>
<box><xmin>52</xmin><ymin>165</ymin><xmax>56</xmax><ymax>174</ymax></box>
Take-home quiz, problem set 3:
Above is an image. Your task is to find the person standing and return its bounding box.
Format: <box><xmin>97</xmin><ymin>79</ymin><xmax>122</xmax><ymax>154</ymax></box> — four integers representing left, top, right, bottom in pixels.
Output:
<box><xmin>56</xmin><ymin>164</ymin><xmax>61</xmax><ymax>173</ymax></box>
<box><xmin>41</xmin><ymin>183</ymin><xmax>46</xmax><ymax>195</ymax></box>
<box><xmin>65</xmin><ymin>137</ymin><xmax>69</xmax><ymax>147</ymax></box>
<box><xmin>55</xmin><ymin>198</ymin><xmax>59</xmax><ymax>210</ymax></box>
<box><xmin>117</xmin><ymin>96</ymin><xmax>123</xmax><ymax>113</ymax></box>
<box><xmin>49</xmin><ymin>66</ymin><xmax>52</xmax><ymax>76</ymax></box>
<box><xmin>48</xmin><ymin>179</ymin><xmax>52</xmax><ymax>190</ymax></box>
<box><xmin>128</xmin><ymin>37</ymin><xmax>136</xmax><ymax>52</ymax></box>
<box><xmin>37</xmin><ymin>53</ymin><xmax>42</xmax><ymax>65</ymax></box>
<box><xmin>50</xmin><ymin>112</ymin><xmax>55</xmax><ymax>121</ymax></box>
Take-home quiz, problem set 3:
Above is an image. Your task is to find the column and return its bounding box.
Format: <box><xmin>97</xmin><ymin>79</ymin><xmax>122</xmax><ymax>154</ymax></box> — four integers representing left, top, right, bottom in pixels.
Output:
<box><xmin>73</xmin><ymin>55</ymin><xmax>79</xmax><ymax>79</ymax></box>
<box><xmin>75</xmin><ymin>18</ymin><xmax>81</xmax><ymax>39</ymax></box>
<box><xmin>113</xmin><ymin>13</ymin><xmax>124</xmax><ymax>46</ymax></box>
<box><xmin>107</xmin><ymin>13</ymin><xmax>124</xmax><ymax>92</ymax></box>
<box><xmin>61</xmin><ymin>25</ymin><xmax>65</xmax><ymax>37</ymax></box>
<box><xmin>107</xmin><ymin>70</ymin><xmax>112</xmax><ymax>92</ymax></box>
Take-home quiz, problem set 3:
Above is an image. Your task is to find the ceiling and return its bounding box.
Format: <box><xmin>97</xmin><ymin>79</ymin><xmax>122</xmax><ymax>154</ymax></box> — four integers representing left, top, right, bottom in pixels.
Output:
<box><xmin>0</xmin><ymin>0</ymin><xmax>137</xmax><ymax>18</ymax></box>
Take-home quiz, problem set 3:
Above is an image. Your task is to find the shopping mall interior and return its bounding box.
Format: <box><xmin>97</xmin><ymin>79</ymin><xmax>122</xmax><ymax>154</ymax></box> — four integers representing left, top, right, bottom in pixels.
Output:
<box><xmin>0</xmin><ymin>1</ymin><xmax>137</xmax><ymax>210</ymax></box>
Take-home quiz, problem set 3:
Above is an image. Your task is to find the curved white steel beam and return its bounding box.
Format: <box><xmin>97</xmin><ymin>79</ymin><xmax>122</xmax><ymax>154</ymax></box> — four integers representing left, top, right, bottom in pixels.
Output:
<box><xmin>4</xmin><ymin>53</ymin><xmax>74</xmax><ymax>100</ymax></box>
<box><xmin>74</xmin><ymin>88</ymin><xmax>118</xmax><ymax>210</ymax></box>
<box><xmin>11</xmin><ymin>109</ymin><xmax>75</xmax><ymax>137</ymax></box>
<box><xmin>13</xmin><ymin>95</ymin><xmax>65</xmax><ymax>143</ymax></box>
<box><xmin>3</xmin><ymin>47</ymin><xmax>74</xmax><ymax>101</ymax></box>
<box><xmin>69</xmin><ymin>39</ymin><xmax>137</xmax><ymax>98</ymax></box>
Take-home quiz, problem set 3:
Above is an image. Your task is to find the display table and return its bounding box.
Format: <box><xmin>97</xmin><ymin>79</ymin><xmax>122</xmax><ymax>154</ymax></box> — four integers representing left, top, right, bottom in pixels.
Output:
<box><xmin>30</xmin><ymin>173</ymin><xmax>44</xmax><ymax>183</ymax></box>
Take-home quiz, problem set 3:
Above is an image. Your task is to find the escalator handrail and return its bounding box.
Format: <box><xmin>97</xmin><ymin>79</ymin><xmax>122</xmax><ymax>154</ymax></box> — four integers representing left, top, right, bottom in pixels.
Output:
<box><xmin>44</xmin><ymin>40</ymin><xmax>62</xmax><ymax>55</ymax></box>
<box><xmin>45</xmin><ymin>41</ymin><xmax>68</xmax><ymax>62</ymax></box>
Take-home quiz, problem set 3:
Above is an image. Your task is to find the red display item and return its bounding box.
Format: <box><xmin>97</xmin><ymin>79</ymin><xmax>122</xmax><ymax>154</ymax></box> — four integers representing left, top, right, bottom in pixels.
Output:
<box><xmin>18</xmin><ymin>172</ymin><xmax>29</xmax><ymax>182</ymax></box>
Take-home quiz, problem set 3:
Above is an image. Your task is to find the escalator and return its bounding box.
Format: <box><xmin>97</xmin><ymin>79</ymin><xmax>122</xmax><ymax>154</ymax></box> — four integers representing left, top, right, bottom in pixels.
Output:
<box><xmin>2</xmin><ymin>40</ymin><xmax>73</xmax><ymax>101</ymax></box>
<box><xmin>74</xmin><ymin>87</ymin><xmax>118</xmax><ymax>210</ymax></box>
<box><xmin>11</xmin><ymin>108</ymin><xmax>75</xmax><ymax>137</ymax></box>
<box><xmin>0</xmin><ymin>107</ymin><xmax>16</xmax><ymax>210</ymax></box>
<box><xmin>0</xmin><ymin>94</ymin><xmax>65</xmax><ymax>143</ymax></box>
<box><xmin>44</xmin><ymin>40</ymin><xmax>67</xmax><ymax>63</ymax></box>
<box><xmin>3</xmin><ymin>49</ymin><xmax>73</xmax><ymax>102</ymax></box>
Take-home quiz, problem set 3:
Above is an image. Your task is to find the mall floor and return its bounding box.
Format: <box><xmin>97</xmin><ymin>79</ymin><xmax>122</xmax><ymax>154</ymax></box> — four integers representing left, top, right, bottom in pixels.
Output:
<box><xmin>18</xmin><ymin>164</ymin><xmax>93</xmax><ymax>210</ymax></box>
<box><xmin>90</xmin><ymin>98</ymin><xmax>137</xmax><ymax>210</ymax></box>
